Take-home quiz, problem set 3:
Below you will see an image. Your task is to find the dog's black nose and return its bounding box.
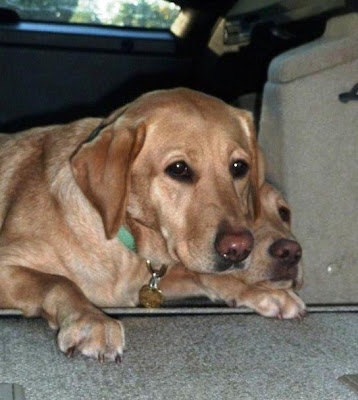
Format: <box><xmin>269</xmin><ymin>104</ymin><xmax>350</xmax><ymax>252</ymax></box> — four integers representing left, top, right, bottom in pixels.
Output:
<box><xmin>215</xmin><ymin>229</ymin><xmax>254</xmax><ymax>264</ymax></box>
<box><xmin>269</xmin><ymin>238</ymin><xmax>302</xmax><ymax>267</ymax></box>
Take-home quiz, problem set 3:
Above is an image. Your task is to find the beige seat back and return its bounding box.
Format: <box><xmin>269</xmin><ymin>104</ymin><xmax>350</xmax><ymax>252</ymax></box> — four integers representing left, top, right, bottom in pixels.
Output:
<box><xmin>259</xmin><ymin>13</ymin><xmax>358</xmax><ymax>304</ymax></box>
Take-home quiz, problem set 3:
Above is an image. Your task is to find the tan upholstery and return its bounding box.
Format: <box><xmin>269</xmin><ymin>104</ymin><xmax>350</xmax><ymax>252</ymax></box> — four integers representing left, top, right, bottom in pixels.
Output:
<box><xmin>259</xmin><ymin>13</ymin><xmax>358</xmax><ymax>303</ymax></box>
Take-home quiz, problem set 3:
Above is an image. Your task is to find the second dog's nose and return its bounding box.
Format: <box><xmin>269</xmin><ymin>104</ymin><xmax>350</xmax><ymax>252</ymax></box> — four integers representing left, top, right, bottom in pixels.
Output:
<box><xmin>269</xmin><ymin>239</ymin><xmax>302</xmax><ymax>266</ymax></box>
<box><xmin>215</xmin><ymin>229</ymin><xmax>254</xmax><ymax>262</ymax></box>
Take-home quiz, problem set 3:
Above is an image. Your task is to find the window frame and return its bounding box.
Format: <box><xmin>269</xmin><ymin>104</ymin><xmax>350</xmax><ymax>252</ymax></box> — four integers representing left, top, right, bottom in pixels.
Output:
<box><xmin>0</xmin><ymin>20</ymin><xmax>177</xmax><ymax>54</ymax></box>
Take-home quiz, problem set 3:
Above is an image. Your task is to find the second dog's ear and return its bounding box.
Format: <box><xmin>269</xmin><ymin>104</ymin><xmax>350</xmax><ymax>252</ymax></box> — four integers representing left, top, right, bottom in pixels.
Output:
<box><xmin>257</xmin><ymin>146</ymin><xmax>266</xmax><ymax>187</ymax></box>
<box><xmin>71</xmin><ymin>116</ymin><xmax>145</xmax><ymax>239</ymax></box>
<box><xmin>237</xmin><ymin>109</ymin><xmax>263</xmax><ymax>220</ymax></box>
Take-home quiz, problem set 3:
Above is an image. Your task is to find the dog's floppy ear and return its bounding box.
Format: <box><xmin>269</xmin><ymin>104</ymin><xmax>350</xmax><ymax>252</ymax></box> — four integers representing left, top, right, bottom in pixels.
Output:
<box><xmin>71</xmin><ymin>113</ymin><xmax>145</xmax><ymax>239</ymax></box>
<box><xmin>237</xmin><ymin>110</ymin><xmax>264</xmax><ymax>220</ymax></box>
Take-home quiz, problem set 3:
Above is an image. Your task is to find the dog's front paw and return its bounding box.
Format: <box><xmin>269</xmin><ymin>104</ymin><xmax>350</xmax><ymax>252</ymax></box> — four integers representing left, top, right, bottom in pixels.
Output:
<box><xmin>236</xmin><ymin>287</ymin><xmax>306</xmax><ymax>320</ymax></box>
<box><xmin>57</xmin><ymin>313</ymin><xmax>125</xmax><ymax>362</ymax></box>
<box><xmin>277</xmin><ymin>290</ymin><xmax>306</xmax><ymax>319</ymax></box>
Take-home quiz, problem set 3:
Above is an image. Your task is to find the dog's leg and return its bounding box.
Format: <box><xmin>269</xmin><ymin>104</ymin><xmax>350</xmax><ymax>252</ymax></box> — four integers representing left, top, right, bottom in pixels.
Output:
<box><xmin>162</xmin><ymin>266</ymin><xmax>305</xmax><ymax>319</ymax></box>
<box><xmin>160</xmin><ymin>265</ymin><xmax>209</xmax><ymax>299</ymax></box>
<box><xmin>0</xmin><ymin>265</ymin><xmax>124</xmax><ymax>362</ymax></box>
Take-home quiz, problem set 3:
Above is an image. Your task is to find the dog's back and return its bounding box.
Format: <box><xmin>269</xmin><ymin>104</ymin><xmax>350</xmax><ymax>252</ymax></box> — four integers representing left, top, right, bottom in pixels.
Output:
<box><xmin>0</xmin><ymin>120</ymin><xmax>99</xmax><ymax>238</ymax></box>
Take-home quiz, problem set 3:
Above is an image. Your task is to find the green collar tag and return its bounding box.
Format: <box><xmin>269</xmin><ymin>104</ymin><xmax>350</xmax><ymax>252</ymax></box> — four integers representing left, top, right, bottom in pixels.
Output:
<box><xmin>117</xmin><ymin>226</ymin><xmax>137</xmax><ymax>252</ymax></box>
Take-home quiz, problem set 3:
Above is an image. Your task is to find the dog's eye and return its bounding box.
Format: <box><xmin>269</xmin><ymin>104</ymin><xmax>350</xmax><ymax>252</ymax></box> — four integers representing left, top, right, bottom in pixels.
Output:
<box><xmin>230</xmin><ymin>159</ymin><xmax>249</xmax><ymax>179</ymax></box>
<box><xmin>278</xmin><ymin>206</ymin><xmax>291</xmax><ymax>223</ymax></box>
<box><xmin>165</xmin><ymin>161</ymin><xmax>193</xmax><ymax>182</ymax></box>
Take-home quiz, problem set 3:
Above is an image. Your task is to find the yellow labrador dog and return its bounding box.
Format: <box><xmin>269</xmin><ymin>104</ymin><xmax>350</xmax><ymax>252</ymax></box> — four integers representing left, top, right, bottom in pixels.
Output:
<box><xmin>0</xmin><ymin>88</ymin><xmax>262</xmax><ymax>362</ymax></box>
<box><xmin>161</xmin><ymin>183</ymin><xmax>306</xmax><ymax>319</ymax></box>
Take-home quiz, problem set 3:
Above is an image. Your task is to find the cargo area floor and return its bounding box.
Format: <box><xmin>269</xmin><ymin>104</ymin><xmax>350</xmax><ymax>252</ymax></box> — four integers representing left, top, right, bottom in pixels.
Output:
<box><xmin>1</xmin><ymin>311</ymin><xmax>358</xmax><ymax>400</ymax></box>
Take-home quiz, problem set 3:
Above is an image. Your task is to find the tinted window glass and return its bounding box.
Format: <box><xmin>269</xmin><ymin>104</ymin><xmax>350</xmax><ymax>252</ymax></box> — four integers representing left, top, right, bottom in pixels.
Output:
<box><xmin>3</xmin><ymin>0</ymin><xmax>180</xmax><ymax>29</ymax></box>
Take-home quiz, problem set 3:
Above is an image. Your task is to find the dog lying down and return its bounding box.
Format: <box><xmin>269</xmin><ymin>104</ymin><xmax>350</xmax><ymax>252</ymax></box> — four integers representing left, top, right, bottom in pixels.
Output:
<box><xmin>161</xmin><ymin>182</ymin><xmax>305</xmax><ymax>320</ymax></box>
<box><xmin>0</xmin><ymin>88</ymin><xmax>304</xmax><ymax>362</ymax></box>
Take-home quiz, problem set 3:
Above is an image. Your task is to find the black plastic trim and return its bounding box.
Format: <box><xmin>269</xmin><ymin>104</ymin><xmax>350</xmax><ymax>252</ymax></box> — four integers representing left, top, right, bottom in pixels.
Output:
<box><xmin>0</xmin><ymin>21</ymin><xmax>176</xmax><ymax>54</ymax></box>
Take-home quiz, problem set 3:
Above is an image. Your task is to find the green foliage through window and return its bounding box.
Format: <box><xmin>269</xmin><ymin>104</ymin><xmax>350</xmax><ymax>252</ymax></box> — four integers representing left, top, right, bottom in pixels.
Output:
<box><xmin>3</xmin><ymin>0</ymin><xmax>180</xmax><ymax>29</ymax></box>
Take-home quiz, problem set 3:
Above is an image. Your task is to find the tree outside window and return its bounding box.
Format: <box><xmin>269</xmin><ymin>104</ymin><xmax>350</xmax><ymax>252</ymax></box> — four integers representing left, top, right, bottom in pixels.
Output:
<box><xmin>3</xmin><ymin>0</ymin><xmax>180</xmax><ymax>29</ymax></box>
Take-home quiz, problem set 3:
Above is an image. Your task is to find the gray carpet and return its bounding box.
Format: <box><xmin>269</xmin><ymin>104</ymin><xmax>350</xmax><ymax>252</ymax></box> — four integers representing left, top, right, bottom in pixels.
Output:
<box><xmin>1</xmin><ymin>313</ymin><xmax>358</xmax><ymax>400</ymax></box>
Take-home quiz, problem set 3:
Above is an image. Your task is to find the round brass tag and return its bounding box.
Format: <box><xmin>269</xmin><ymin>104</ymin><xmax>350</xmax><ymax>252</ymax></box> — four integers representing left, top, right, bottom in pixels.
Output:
<box><xmin>139</xmin><ymin>285</ymin><xmax>164</xmax><ymax>308</ymax></box>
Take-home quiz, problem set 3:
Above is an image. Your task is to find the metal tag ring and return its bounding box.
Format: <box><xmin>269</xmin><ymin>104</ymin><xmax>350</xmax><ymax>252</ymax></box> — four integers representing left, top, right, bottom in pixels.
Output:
<box><xmin>146</xmin><ymin>260</ymin><xmax>168</xmax><ymax>278</ymax></box>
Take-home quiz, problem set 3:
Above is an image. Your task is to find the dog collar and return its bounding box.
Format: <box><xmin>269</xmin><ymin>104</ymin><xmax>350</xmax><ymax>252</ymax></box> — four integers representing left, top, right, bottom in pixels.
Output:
<box><xmin>117</xmin><ymin>226</ymin><xmax>168</xmax><ymax>308</ymax></box>
<box><xmin>117</xmin><ymin>226</ymin><xmax>136</xmax><ymax>252</ymax></box>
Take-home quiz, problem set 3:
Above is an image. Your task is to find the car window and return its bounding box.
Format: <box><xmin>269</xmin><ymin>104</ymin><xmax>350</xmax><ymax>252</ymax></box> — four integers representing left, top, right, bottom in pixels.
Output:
<box><xmin>3</xmin><ymin>0</ymin><xmax>181</xmax><ymax>29</ymax></box>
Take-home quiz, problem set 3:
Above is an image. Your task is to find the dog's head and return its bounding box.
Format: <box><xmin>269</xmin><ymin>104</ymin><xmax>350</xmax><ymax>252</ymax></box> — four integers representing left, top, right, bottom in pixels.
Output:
<box><xmin>71</xmin><ymin>88</ymin><xmax>263</xmax><ymax>273</ymax></box>
<box><xmin>239</xmin><ymin>183</ymin><xmax>303</xmax><ymax>289</ymax></box>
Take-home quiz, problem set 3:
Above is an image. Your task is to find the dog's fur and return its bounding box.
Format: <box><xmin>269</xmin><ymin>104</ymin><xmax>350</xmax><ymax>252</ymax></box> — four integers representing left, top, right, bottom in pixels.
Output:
<box><xmin>0</xmin><ymin>88</ymin><xmax>270</xmax><ymax>361</ymax></box>
<box><xmin>161</xmin><ymin>183</ymin><xmax>305</xmax><ymax>319</ymax></box>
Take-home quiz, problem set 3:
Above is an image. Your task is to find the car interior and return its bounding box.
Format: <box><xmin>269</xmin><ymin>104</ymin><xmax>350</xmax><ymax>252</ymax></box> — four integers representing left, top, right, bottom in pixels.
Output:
<box><xmin>0</xmin><ymin>0</ymin><xmax>357</xmax><ymax>399</ymax></box>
